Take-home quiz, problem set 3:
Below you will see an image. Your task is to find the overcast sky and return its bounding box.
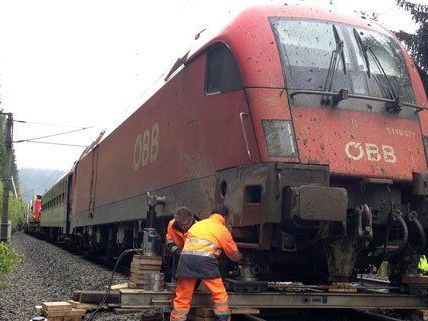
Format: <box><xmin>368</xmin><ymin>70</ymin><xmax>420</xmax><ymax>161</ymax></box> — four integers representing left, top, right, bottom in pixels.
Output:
<box><xmin>0</xmin><ymin>0</ymin><xmax>425</xmax><ymax>177</ymax></box>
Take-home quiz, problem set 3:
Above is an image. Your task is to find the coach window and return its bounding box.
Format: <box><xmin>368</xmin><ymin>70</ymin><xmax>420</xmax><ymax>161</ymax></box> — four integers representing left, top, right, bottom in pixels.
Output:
<box><xmin>205</xmin><ymin>44</ymin><xmax>242</xmax><ymax>94</ymax></box>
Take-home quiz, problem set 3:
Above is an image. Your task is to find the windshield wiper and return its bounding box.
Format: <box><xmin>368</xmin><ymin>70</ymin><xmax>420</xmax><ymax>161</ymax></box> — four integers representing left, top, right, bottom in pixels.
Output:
<box><xmin>367</xmin><ymin>47</ymin><xmax>401</xmax><ymax>113</ymax></box>
<box><xmin>289</xmin><ymin>89</ymin><xmax>424</xmax><ymax>113</ymax></box>
<box><xmin>322</xmin><ymin>25</ymin><xmax>347</xmax><ymax>106</ymax></box>
<box><xmin>353</xmin><ymin>28</ymin><xmax>371</xmax><ymax>77</ymax></box>
<box><xmin>353</xmin><ymin>28</ymin><xmax>401</xmax><ymax>113</ymax></box>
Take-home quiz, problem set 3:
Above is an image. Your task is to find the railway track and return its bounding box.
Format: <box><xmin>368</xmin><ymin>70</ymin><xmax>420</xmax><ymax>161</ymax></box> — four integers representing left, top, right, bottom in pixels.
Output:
<box><xmin>21</xmin><ymin>233</ymin><xmax>428</xmax><ymax>321</ymax></box>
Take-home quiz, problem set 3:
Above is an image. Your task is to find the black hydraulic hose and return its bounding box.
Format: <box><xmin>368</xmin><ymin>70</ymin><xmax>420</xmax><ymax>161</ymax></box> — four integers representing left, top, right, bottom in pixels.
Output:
<box><xmin>386</xmin><ymin>214</ymin><xmax>408</xmax><ymax>258</ymax></box>
<box><xmin>87</xmin><ymin>248</ymin><xmax>140</xmax><ymax>321</ymax></box>
<box><xmin>395</xmin><ymin>215</ymin><xmax>409</xmax><ymax>254</ymax></box>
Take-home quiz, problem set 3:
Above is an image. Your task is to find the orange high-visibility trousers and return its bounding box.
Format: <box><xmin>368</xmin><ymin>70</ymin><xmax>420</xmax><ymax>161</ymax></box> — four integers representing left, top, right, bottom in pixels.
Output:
<box><xmin>170</xmin><ymin>277</ymin><xmax>230</xmax><ymax>321</ymax></box>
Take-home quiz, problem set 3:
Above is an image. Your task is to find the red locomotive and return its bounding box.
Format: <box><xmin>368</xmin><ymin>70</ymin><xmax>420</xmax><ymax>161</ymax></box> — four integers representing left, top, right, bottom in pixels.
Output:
<box><xmin>26</xmin><ymin>194</ymin><xmax>42</xmax><ymax>234</ymax></box>
<box><xmin>38</xmin><ymin>5</ymin><xmax>428</xmax><ymax>284</ymax></box>
<box><xmin>32</xmin><ymin>195</ymin><xmax>42</xmax><ymax>223</ymax></box>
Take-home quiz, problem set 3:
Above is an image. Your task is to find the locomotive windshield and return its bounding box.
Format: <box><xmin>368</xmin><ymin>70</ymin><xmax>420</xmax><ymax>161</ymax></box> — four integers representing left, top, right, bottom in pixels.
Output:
<box><xmin>270</xmin><ymin>18</ymin><xmax>416</xmax><ymax>114</ymax></box>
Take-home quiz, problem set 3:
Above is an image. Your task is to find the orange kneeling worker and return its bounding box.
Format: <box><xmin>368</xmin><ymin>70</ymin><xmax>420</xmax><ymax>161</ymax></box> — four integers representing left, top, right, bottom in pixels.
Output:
<box><xmin>166</xmin><ymin>206</ymin><xmax>196</xmax><ymax>282</ymax></box>
<box><xmin>170</xmin><ymin>204</ymin><xmax>243</xmax><ymax>321</ymax></box>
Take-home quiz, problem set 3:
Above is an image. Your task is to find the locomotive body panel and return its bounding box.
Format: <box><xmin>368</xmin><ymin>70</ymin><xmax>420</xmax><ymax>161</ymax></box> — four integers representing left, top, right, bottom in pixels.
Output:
<box><xmin>73</xmin><ymin>149</ymin><xmax>95</xmax><ymax>217</ymax></box>
<box><xmin>291</xmin><ymin>107</ymin><xmax>427</xmax><ymax>180</ymax></box>
<box><xmin>71</xmin><ymin>51</ymin><xmax>259</xmax><ymax>228</ymax></box>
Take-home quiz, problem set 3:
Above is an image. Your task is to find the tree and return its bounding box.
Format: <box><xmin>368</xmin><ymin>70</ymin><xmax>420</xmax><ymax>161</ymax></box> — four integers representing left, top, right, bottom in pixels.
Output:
<box><xmin>395</xmin><ymin>1</ymin><xmax>428</xmax><ymax>92</ymax></box>
<box><xmin>0</xmin><ymin>113</ymin><xmax>26</xmax><ymax>232</ymax></box>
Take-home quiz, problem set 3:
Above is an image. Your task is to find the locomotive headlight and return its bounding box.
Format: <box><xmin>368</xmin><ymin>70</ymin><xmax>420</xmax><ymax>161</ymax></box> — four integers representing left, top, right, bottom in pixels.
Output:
<box><xmin>262</xmin><ymin>120</ymin><xmax>298</xmax><ymax>157</ymax></box>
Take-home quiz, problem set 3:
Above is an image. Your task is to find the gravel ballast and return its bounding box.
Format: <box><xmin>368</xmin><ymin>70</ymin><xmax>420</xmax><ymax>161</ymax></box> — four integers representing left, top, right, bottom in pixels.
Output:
<box><xmin>0</xmin><ymin>232</ymin><xmax>143</xmax><ymax>321</ymax></box>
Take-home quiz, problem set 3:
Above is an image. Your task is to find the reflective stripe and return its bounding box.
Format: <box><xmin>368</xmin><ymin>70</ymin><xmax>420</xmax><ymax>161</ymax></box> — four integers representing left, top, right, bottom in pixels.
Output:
<box><xmin>166</xmin><ymin>239</ymin><xmax>175</xmax><ymax>245</ymax></box>
<box><xmin>214</xmin><ymin>301</ymin><xmax>228</xmax><ymax>308</ymax></box>
<box><xmin>187</xmin><ymin>237</ymin><xmax>219</xmax><ymax>249</ymax></box>
<box><xmin>185</xmin><ymin>237</ymin><xmax>222</xmax><ymax>256</ymax></box>
<box><xmin>171</xmin><ymin>317</ymin><xmax>187</xmax><ymax>321</ymax></box>
<box><xmin>172</xmin><ymin>309</ymin><xmax>189</xmax><ymax>315</ymax></box>
<box><xmin>170</xmin><ymin>245</ymin><xmax>179</xmax><ymax>253</ymax></box>
<box><xmin>181</xmin><ymin>249</ymin><xmax>216</xmax><ymax>258</ymax></box>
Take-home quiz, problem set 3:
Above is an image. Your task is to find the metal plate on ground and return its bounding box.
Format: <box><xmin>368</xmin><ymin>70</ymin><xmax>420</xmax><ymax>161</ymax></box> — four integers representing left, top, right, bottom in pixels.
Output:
<box><xmin>119</xmin><ymin>289</ymin><xmax>428</xmax><ymax>310</ymax></box>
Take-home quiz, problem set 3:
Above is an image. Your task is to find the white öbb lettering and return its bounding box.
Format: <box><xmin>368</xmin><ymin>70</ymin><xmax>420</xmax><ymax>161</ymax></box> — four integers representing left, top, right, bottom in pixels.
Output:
<box><xmin>133</xmin><ymin>123</ymin><xmax>160</xmax><ymax>171</ymax></box>
<box><xmin>344</xmin><ymin>142</ymin><xmax>397</xmax><ymax>163</ymax></box>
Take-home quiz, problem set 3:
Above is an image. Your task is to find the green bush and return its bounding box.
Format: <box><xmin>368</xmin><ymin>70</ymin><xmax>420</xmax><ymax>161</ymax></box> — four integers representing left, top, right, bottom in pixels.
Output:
<box><xmin>8</xmin><ymin>194</ymin><xmax>26</xmax><ymax>232</ymax></box>
<box><xmin>0</xmin><ymin>242</ymin><xmax>22</xmax><ymax>276</ymax></box>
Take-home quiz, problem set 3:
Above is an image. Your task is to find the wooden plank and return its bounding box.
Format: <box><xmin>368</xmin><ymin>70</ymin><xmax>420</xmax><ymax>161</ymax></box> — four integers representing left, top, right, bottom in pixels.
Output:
<box><xmin>43</xmin><ymin>308</ymin><xmax>86</xmax><ymax>317</ymax></box>
<box><xmin>130</xmin><ymin>274</ymin><xmax>152</xmax><ymax>281</ymax></box>
<box><xmin>132</xmin><ymin>258</ymin><xmax>163</xmax><ymax>265</ymax></box>
<box><xmin>42</xmin><ymin>302</ymin><xmax>72</xmax><ymax>312</ymax></box>
<box><xmin>130</xmin><ymin>270</ymin><xmax>154</xmax><ymax>277</ymax></box>
<box><xmin>111</xmin><ymin>283</ymin><xmax>129</xmax><ymax>290</ymax></box>
<box><xmin>130</xmin><ymin>274</ymin><xmax>156</xmax><ymax>281</ymax></box>
<box><xmin>128</xmin><ymin>282</ymin><xmax>149</xmax><ymax>289</ymax></box>
<box><xmin>133</xmin><ymin>255</ymin><xmax>162</xmax><ymax>261</ymax></box>
<box><xmin>47</xmin><ymin>317</ymin><xmax>64</xmax><ymax>321</ymax></box>
<box><xmin>66</xmin><ymin>300</ymin><xmax>98</xmax><ymax>310</ymax></box>
<box><xmin>130</xmin><ymin>263</ymin><xmax>161</xmax><ymax>271</ymax></box>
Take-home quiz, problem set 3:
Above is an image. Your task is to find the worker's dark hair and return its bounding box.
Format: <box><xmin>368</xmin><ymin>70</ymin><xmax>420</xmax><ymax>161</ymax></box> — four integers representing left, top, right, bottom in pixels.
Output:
<box><xmin>174</xmin><ymin>206</ymin><xmax>193</xmax><ymax>223</ymax></box>
<box><xmin>211</xmin><ymin>204</ymin><xmax>229</xmax><ymax>217</ymax></box>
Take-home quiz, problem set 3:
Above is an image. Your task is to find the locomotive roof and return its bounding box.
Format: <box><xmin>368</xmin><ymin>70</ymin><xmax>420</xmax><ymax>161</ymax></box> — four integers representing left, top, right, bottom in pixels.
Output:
<box><xmin>183</xmin><ymin>4</ymin><xmax>397</xmax><ymax>89</ymax></box>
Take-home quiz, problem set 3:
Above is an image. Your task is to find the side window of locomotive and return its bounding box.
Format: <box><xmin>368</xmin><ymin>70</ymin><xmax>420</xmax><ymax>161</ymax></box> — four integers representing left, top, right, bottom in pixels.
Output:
<box><xmin>205</xmin><ymin>45</ymin><xmax>242</xmax><ymax>94</ymax></box>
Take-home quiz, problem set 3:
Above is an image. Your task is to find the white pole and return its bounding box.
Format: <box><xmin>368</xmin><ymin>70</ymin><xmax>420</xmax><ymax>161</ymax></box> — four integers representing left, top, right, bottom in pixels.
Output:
<box><xmin>10</xmin><ymin>176</ymin><xmax>18</xmax><ymax>198</ymax></box>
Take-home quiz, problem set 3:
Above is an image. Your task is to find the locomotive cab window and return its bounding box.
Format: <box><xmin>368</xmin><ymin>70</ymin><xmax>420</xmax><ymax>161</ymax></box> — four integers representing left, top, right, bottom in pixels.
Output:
<box><xmin>205</xmin><ymin>44</ymin><xmax>242</xmax><ymax>94</ymax></box>
<box><xmin>270</xmin><ymin>18</ymin><xmax>416</xmax><ymax>118</ymax></box>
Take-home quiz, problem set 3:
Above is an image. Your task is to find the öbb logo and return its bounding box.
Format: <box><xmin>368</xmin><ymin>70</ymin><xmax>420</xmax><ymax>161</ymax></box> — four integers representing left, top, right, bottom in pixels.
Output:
<box><xmin>133</xmin><ymin>123</ymin><xmax>160</xmax><ymax>171</ymax></box>
<box><xmin>344</xmin><ymin>142</ymin><xmax>397</xmax><ymax>163</ymax></box>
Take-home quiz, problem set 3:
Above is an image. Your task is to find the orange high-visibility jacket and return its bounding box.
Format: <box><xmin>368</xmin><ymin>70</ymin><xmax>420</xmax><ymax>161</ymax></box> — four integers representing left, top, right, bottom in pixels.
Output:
<box><xmin>176</xmin><ymin>213</ymin><xmax>239</xmax><ymax>279</ymax></box>
<box><xmin>166</xmin><ymin>219</ymin><xmax>186</xmax><ymax>253</ymax></box>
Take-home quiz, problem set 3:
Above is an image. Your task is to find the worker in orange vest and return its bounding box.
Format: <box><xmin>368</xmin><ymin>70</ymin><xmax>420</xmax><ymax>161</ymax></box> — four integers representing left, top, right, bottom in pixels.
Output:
<box><xmin>166</xmin><ymin>206</ymin><xmax>196</xmax><ymax>282</ymax></box>
<box><xmin>170</xmin><ymin>204</ymin><xmax>243</xmax><ymax>321</ymax></box>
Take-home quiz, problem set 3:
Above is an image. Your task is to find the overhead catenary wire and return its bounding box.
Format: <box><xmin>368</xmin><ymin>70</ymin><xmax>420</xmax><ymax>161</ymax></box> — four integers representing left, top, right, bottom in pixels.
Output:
<box><xmin>19</xmin><ymin>141</ymin><xmax>87</xmax><ymax>148</ymax></box>
<box><xmin>13</xmin><ymin>127</ymin><xmax>92</xmax><ymax>143</ymax></box>
<box><xmin>13</xmin><ymin>119</ymin><xmax>92</xmax><ymax>129</ymax></box>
